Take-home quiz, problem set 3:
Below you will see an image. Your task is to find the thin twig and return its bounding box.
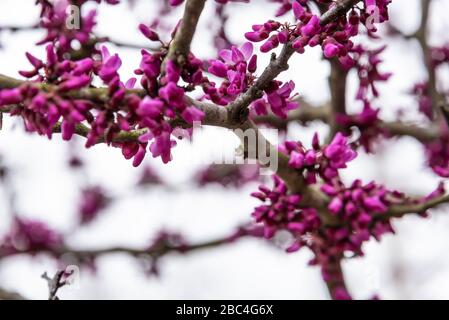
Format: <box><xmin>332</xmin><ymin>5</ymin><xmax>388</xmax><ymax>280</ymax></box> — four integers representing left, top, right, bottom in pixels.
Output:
<box><xmin>42</xmin><ymin>271</ymin><xmax>67</xmax><ymax>300</ymax></box>
<box><xmin>0</xmin><ymin>226</ymin><xmax>263</xmax><ymax>261</ymax></box>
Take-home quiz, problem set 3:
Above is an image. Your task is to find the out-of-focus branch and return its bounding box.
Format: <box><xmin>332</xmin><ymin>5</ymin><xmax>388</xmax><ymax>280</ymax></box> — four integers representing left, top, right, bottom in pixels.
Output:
<box><xmin>0</xmin><ymin>287</ymin><xmax>26</xmax><ymax>300</ymax></box>
<box><xmin>379</xmin><ymin>121</ymin><xmax>440</xmax><ymax>142</ymax></box>
<box><xmin>416</xmin><ymin>0</ymin><xmax>439</xmax><ymax>116</ymax></box>
<box><xmin>0</xmin><ymin>23</ymin><xmax>158</xmax><ymax>52</ymax></box>
<box><xmin>390</xmin><ymin>0</ymin><xmax>440</xmax><ymax>117</ymax></box>
<box><xmin>0</xmin><ymin>24</ymin><xmax>39</xmax><ymax>33</ymax></box>
<box><xmin>253</xmin><ymin>100</ymin><xmax>330</xmax><ymax>128</ymax></box>
<box><xmin>0</xmin><ymin>226</ymin><xmax>263</xmax><ymax>261</ymax></box>
<box><xmin>253</xmin><ymin>99</ymin><xmax>441</xmax><ymax>143</ymax></box>
<box><xmin>440</xmin><ymin>102</ymin><xmax>449</xmax><ymax>128</ymax></box>
<box><xmin>93</xmin><ymin>36</ymin><xmax>160</xmax><ymax>51</ymax></box>
<box><xmin>328</xmin><ymin>59</ymin><xmax>349</xmax><ymax>140</ymax></box>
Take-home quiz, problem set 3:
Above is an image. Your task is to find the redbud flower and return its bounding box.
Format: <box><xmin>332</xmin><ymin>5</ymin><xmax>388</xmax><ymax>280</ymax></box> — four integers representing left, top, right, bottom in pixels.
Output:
<box><xmin>139</xmin><ymin>24</ymin><xmax>160</xmax><ymax>41</ymax></box>
<box><xmin>324</xmin><ymin>43</ymin><xmax>340</xmax><ymax>58</ymax></box>
<box><xmin>79</xmin><ymin>186</ymin><xmax>111</xmax><ymax>225</ymax></box>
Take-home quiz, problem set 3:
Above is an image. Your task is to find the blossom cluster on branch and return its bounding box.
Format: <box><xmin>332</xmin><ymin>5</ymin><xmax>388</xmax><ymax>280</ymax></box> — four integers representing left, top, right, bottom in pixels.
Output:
<box><xmin>1</xmin><ymin>0</ymin><xmax>449</xmax><ymax>300</ymax></box>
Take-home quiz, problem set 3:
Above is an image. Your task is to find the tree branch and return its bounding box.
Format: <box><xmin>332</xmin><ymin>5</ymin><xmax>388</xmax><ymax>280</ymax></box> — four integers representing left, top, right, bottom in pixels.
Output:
<box><xmin>0</xmin><ymin>287</ymin><xmax>26</xmax><ymax>300</ymax></box>
<box><xmin>391</xmin><ymin>0</ymin><xmax>440</xmax><ymax>117</ymax></box>
<box><xmin>416</xmin><ymin>0</ymin><xmax>440</xmax><ymax>117</ymax></box>
<box><xmin>4</xmin><ymin>72</ymin><xmax>441</xmax><ymax>224</ymax></box>
<box><xmin>227</xmin><ymin>0</ymin><xmax>361</xmax><ymax>125</ymax></box>
<box><xmin>319</xmin><ymin>0</ymin><xmax>360</xmax><ymax>26</ymax></box>
<box><xmin>254</xmin><ymin>100</ymin><xmax>330</xmax><ymax>128</ymax></box>
<box><xmin>379</xmin><ymin>121</ymin><xmax>440</xmax><ymax>142</ymax></box>
<box><xmin>253</xmin><ymin>100</ymin><xmax>441</xmax><ymax>143</ymax></box>
<box><xmin>328</xmin><ymin>59</ymin><xmax>349</xmax><ymax>140</ymax></box>
<box><xmin>165</xmin><ymin>0</ymin><xmax>207</xmax><ymax>66</ymax></box>
<box><xmin>51</xmin><ymin>122</ymin><xmax>148</xmax><ymax>145</ymax></box>
<box><xmin>323</xmin><ymin>256</ymin><xmax>350</xmax><ymax>300</ymax></box>
<box><xmin>228</xmin><ymin>47</ymin><xmax>294</xmax><ymax>124</ymax></box>
<box><xmin>387</xmin><ymin>194</ymin><xmax>449</xmax><ymax>219</ymax></box>
<box><xmin>0</xmin><ymin>226</ymin><xmax>263</xmax><ymax>261</ymax></box>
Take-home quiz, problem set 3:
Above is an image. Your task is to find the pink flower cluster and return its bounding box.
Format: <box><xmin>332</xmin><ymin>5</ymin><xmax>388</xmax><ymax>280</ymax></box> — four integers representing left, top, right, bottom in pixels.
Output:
<box><xmin>351</xmin><ymin>45</ymin><xmax>392</xmax><ymax>102</ymax></box>
<box><xmin>206</xmin><ymin>41</ymin><xmax>299</xmax><ymax>119</ymax></box>
<box><xmin>425</xmin><ymin>127</ymin><xmax>449</xmax><ymax>178</ymax></box>
<box><xmin>137</xmin><ymin>165</ymin><xmax>163</xmax><ymax>187</ymax></box>
<box><xmin>251</xmin><ymin>175</ymin><xmax>358</xmax><ymax>298</ymax></box>
<box><xmin>412</xmin><ymin>82</ymin><xmax>433</xmax><ymax>120</ymax></box>
<box><xmin>251</xmin><ymin>175</ymin><xmax>319</xmax><ymax>249</ymax></box>
<box><xmin>322</xmin><ymin>179</ymin><xmax>400</xmax><ymax>238</ymax></box>
<box><xmin>205</xmin><ymin>42</ymin><xmax>258</xmax><ymax>105</ymax></box>
<box><xmin>251</xmin><ymin>80</ymin><xmax>298</xmax><ymax>119</ymax></box>
<box><xmin>281</xmin><ymin>132</ymin><xmax>357</xmax><ymax>183</ymax></box>
<box><xmin>244</xmin><ymin>1</ymin><xmax>391</xmax><ymax>67</ymax></box>
<box><xmin>78</xmin><ymin>186</ymin><xmax>111</xmax><ymax>225</ymax></box>
<box><xmin>251</xmin><ymin>130</ymin><xmax>445</xmax><ymax>298</ymax></box>
<box><xmin>0</xmin><ymin>44</ymin><xmax>96</xmax><ymax>139</ymax></box>
<box><xmin>431</xmin><ymin>44</ymin><xmax>449</xmax><ymax>68</ymax></box>
<box><xmin>336</xmin><ymin>101</ymin><xmax>385</xmax><ymax>152</ymax></box>
<box><xmin>37</xmin><ymin>0</ymin><xmax>97</xmax><ymax>55</ymax></box>
<box><xmin>0</xmin><ymin>218</ymin><xmax>63</xmax><ymax>256</ymax></box>
<box><xmin>0</xmin><ymin>0</ymin><xmax>209</xmax><ymax>166</ymax></box>
<box><xmin>133</xmin><ymin>28</ymin><xmax>205</xmax><ymax>162</ymax></box>
<box><xmin>251</xmin><ymin>176</ymin><xmax>442</xmax><ymax>299</ymax></box>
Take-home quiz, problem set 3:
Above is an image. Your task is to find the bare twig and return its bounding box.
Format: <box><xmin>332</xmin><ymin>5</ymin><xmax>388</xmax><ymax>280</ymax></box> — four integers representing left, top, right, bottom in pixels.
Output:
<box><xmin>94</xmin><ymin>35</ymin><xmax>160</xmax><ymax>52</ymax></box>
<box><xmin>0</xmin><ymin>24</ymin><xmax>39</xmax><ymax>33</ymax></box>
<box><xmin>42</xmin><ymin>271</ymin><xmax>67</xmax><ymax>300</ymax></box>
<box><xmin>0</xmin><ymin>226</ymin><xmax>263</xmax><ymax>261</ymax></box>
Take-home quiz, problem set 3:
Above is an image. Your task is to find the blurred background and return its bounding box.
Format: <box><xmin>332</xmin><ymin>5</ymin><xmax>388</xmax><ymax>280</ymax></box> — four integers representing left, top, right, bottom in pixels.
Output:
<box><xmin>1</xmin><ymin>0</ymin><xmax>449</xmax><ymax>299</ymax></box>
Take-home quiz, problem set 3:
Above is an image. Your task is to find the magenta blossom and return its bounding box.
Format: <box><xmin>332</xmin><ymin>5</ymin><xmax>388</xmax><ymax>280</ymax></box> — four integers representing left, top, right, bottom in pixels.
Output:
<box><xmin>78</xmin><ymin>186</ymin><xmax>111</xmax><ymax>225</ymax></box>
<box><xmin>281</xmin><ymin>132</ymin><xmax>357</xmax><ymax>184</ymax></box>
<box><xmin>0</xmin><ymin>218</ymin><xmax>63</xmax><ymax>255</ymax></box>
<box><xmin>206</xmin><ymin>42</ymin><xmax>258</xmax><ymax>102</ymax></box>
